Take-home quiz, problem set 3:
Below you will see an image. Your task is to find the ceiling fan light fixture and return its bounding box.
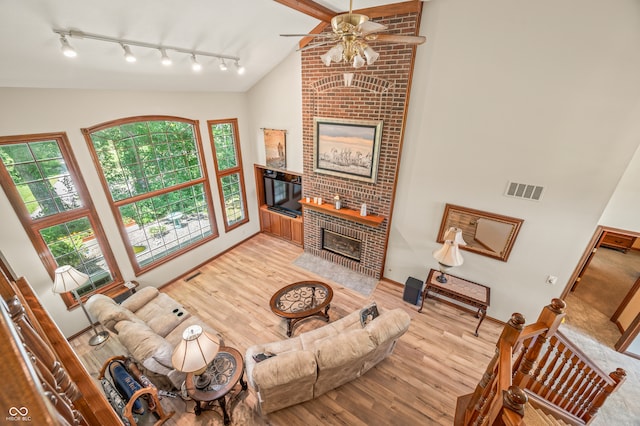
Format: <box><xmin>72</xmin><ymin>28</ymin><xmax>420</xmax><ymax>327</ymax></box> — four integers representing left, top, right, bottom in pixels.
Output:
<box><xmin>363</xmin><ymin>45</ymin><xmax>379</xmax><ymax>65</ymax></box>
<box><xmin>352</xmin><ymin>52</ymin><xmax>365</xmax><ymax>69</ymax></box>
<box><xmin>160</xmin><ymin>48</ymin><xmax>172</xmax><ymax>66</ymax></box>
<box><xmin>59</xmin><ymin>35</ymin><xmax>77</xmax><ymax>58</ymax></box>
<box><xmin>320</xmin><ymin>50</ymin><xmax>333</xmax><ymax>66</ymax></box>
<box><xmin>219</xmin><ymin>59</ymin><xmax>228</xmax><ymax>71</ymax></box>
<box><xmin>191</xmin><ymin>54</ymin><xmax>202</xmax><ymax>71</ymax></box>
<box><xmin>122</xmin><ymin>44</ymin><xmax>136</xmax><ymax>63</ymax></box>
<box><xmin>234</xmin><ymin>60</ymin><xmax>245</xmax><ymax>75</ymax></box>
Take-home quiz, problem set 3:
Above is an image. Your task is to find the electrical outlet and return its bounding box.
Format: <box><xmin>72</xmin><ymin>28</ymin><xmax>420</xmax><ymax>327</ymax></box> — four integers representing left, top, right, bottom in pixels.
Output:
<box><xmin>546</xmin><ymin>275</ymin><xmax>558</xmax><ymax>285</ymax></box>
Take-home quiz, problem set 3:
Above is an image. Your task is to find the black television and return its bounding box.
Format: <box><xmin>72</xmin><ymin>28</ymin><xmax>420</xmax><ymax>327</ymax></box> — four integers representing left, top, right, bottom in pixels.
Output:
<box><xmin>264</xmin><ymin>174</ymin><xmax>302</xmax><ymax>215</ymax></box>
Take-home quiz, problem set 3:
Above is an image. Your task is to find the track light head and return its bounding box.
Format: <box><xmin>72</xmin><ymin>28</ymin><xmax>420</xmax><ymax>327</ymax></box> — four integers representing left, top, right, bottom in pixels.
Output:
<box><xmin>234</xmin><ymin>60</ymin><xmax>245</xmax><ymax>75</ymax></box>
<box><xmin>191</xmin><ymin>54</ymin><xmax>202</xmax><ymax>72</ymax></box>
<box><xmin>122</xmin><ymin>44</ymin><xmax>136</xmax><ymax>62</ymax></box>
<box><xmin>160</xmin><ymin>48</ymin><xmax>172</xmax><ymax>66</ymax></box>
<box><xmin>59</xmin><ymin>35</ymin><xmax>77</xmax><ymax>58</ymax></box>
<box><xmin>219</xmin><ymin>59</ymin><xmax>228</xmax><ymax>71</ymax></box>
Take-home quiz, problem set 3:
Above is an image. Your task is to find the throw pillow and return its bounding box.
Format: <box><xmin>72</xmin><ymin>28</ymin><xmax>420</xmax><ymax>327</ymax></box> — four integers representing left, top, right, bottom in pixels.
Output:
<box><xmin>360</xmin><ymin>302</ymin><xmax>379</xmax><ymax>327</ymax></box>
<box><xmin>252</xmin><ymin>352</ymin><xmax>277</xmax><ymax>363</ymax></box>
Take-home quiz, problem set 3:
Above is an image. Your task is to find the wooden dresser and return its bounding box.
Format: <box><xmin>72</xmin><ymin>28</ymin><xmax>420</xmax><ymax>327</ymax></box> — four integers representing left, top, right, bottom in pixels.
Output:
<box><xmin>600</xmin><ymin>231</ymin><xmax>636</xmax><ymax>253</ymax></box>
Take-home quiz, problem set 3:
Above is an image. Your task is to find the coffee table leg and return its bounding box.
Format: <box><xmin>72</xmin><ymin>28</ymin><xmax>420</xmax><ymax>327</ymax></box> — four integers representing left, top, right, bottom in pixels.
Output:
<box><xmin>323</xmin><ymin>304</ymin><xmax>330</xmax><ymax>320</ymax></box>
<box><xmin>194</xmin><ymin>401</ymin><xmax>202</xmax><ymax>416</ymax></box>
<box><xmin>240</xmin><ymin>371</ymin><xmax>247</xmax><ymax>391</ymax></box>
<box><xmin>286</xmin><ymin>319</ymin><xmax>293</xmax><ymax>337</ymax></box>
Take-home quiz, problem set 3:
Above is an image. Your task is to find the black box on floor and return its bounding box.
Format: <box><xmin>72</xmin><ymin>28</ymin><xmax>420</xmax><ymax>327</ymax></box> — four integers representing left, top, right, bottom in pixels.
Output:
<box><xmin>403</xmin><ymin>276</ymin><xmax>423</xmax><ymax>305</ymax></box>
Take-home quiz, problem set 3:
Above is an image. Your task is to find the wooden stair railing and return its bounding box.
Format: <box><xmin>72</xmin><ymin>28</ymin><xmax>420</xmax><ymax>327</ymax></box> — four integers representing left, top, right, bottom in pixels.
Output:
<box><xmin>0</xmin><ymin>271</ymin><xmax>123</xmax><ymax>425</ymax></box>
<box><xmin>455</xmin><ymin>298</ymin><xmax>626</xmax><ymax>426</ymax></box>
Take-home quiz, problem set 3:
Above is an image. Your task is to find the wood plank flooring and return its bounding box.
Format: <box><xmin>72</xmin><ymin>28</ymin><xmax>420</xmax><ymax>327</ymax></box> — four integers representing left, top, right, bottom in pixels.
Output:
<box><xmin>71</xmin><ymin>233</ymin><xmax>504</xmax><ymax>425</ymax></box>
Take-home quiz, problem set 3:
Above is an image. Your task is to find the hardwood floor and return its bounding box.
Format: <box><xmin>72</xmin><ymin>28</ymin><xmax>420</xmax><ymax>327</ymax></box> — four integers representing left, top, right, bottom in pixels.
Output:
<box><xmin>72</xmin><ymin>233</ymin><xmax>504</xmax><ymax>425</ymax></box>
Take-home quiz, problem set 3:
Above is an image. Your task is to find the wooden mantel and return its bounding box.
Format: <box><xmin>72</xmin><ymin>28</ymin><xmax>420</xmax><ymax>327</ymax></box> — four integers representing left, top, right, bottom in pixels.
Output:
<box><xmin>300</xmin><ymin>199</ymin><xmax>385</xmax><ymax>227</ymax></box>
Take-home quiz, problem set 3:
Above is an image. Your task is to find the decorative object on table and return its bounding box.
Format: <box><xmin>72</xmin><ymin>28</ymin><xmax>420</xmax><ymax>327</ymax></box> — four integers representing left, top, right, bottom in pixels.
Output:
<box><xmin>52</xmin><ymin>265</ymin><xmax>109</xmax><ymax>346</ymax></box>
<box><xmin>360</xmin><ymin>203</ymin><xmax>367</xmax><ymax>216</ymax></box>
<box><xmin>263</xmin><ymin>128</ymin><xmax>286</xmax><ymax>169</ymax></box>
<box><xmin>313</xmin><ymin>117</ymin><xmax>383</xmax><ymax>183</ymax></box>
<box><xmin>334</xmin><ymin>194</ymin><xmax>341</xmax><ymax>209</ymax></box>
<box><xmin>172</xmin><ymin>324</ymin><xmax>221</xmax><ymax>390</ymax></box>
<box><xmin>437</xmin><ymin>203</ymin><xmax>524</xmax><ymax>262</ymax></box>
<box><xmin>280</xmin><ymin>0</ymin><xmax>425</xmax><ymax>69</ymax></box>
<box><xmin>432</xmin><ymin>237</ymin><xmax>464</xmax><ymax>284</ymax></box>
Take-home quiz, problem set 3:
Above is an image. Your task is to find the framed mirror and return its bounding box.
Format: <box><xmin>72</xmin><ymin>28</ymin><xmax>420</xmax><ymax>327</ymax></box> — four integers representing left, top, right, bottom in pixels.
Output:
<box><xmin>437</xmin><ymin>204</ymin><xmax>524</xmax><ymax>262</ymax></box>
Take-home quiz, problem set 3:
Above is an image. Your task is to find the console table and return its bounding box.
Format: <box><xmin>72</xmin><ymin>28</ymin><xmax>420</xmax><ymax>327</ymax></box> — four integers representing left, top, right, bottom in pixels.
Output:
<box><xmin>418</xmin><ymin>269</ymin><xmax>491</xmax><ymax>336</ymax></box>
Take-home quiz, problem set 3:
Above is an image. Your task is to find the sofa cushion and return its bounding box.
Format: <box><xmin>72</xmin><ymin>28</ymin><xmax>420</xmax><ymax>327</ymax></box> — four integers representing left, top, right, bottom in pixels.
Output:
<box><xmin>86</xmin><ymin>294</ymin><xmax>140</xmax><ymax>332</ymax></box>
<box><xmin>121</xmin><ymin>286</ymin><xmax>159</xmax><ymax>313</ymax></box>
<box><xmin>252</xmin><ymin>350</ymin><xmax>317</xmax><ymax>389</ymax></box>
<box><xmin>133</xmin><ymin>293</ymin><xmax>191</xmax><ymax>336</ymax></box>
<box><xmin>115</xmin><ymin>320</ymin><xmax>174</xmax><ymax>371</ymax></box>
<box><xmin>365</xmin><ymin>309</ymin><xmax>411</xmax><ymax>346</ymax></box>
<box><xmin>314</xmin><ymin>328</ymin><xmax>376</xmax><ymax>369</ymax></box>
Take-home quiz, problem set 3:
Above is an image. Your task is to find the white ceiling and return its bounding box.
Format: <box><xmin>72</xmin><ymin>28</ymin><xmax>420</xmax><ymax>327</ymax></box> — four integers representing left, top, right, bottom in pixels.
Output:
<box><xmin>0</xmin><ymin>0</ymin><xmax>409</xmax><ymax>93</ymax></box>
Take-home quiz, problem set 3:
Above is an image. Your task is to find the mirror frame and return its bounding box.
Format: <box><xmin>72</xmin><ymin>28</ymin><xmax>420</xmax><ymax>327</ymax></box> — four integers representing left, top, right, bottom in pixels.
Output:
<box><xmin>437</xmin><ymin>204</ymin><xmax>524</xmax><ymax>262</ymax></box>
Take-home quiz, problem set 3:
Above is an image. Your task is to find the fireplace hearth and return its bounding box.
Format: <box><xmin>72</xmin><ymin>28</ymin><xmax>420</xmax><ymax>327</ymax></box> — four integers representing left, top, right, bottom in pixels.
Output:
<box><xmin>322</xmin><ymin>229</ymin><xmax>362</xmax><ymax>262</ymax></box>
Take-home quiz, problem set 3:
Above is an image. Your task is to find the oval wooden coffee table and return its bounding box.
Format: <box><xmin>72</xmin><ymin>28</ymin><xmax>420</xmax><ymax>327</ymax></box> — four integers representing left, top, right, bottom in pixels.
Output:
<box><xmin>270</xmin><ymin>281</ymin><xmax>333</xmax><ymax>337</ymax></box>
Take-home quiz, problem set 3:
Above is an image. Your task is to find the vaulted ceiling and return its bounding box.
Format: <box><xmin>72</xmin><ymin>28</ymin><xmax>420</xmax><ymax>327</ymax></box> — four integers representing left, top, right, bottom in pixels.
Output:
<box><xmin>0</xmin><ymin>0</ymin><xmax>420</xmax><ymax>93</ymax></box>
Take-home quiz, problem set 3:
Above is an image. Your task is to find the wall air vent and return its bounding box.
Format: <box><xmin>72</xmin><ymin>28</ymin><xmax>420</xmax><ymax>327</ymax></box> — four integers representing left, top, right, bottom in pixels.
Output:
<box><xmin>505</xmin><ymin>181</ymin><xmax>544</xmax><ymax>201</ymax></box>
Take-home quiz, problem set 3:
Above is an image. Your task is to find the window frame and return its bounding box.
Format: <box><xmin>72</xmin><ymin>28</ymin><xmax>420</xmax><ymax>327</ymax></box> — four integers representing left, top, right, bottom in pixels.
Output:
<box><xmin>82</xmin><ymin>115</ymin><xmax>219</xmax><ymax>275</ymax></box>
<box><xmin>0</xmin><ymin>132</ymin><xmax>123</xmax><ymax>308</ymax></box>
<box><xmin>207</xmin><ymin>118</ymin><xmax>249</xmax><ymax>232</ymax></box>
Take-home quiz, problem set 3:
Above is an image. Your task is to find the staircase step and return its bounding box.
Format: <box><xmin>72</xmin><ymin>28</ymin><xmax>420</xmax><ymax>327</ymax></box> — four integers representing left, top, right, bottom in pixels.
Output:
<box><xmin>524</xmin><ymin>402</ymin><xmax>571</xmax><ymax>426</ymax></box>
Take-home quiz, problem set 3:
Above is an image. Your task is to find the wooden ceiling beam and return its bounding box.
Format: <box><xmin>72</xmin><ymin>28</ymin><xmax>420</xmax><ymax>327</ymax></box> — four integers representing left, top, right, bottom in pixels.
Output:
<box><xmin>273</xmin><ymin>0</ymin><xmax>337</xmax><ymax>23</ymax></box>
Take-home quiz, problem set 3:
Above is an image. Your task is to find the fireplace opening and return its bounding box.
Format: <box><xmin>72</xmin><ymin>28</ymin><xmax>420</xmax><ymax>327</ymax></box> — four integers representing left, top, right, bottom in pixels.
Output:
<box><xmin>322</xmin><ymin>229</ymin><xmax>362</xmax><ymax>262</ymax></box>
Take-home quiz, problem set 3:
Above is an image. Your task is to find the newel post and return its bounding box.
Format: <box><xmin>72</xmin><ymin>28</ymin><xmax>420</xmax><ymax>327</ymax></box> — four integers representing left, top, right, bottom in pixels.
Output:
<box><xmin>465</xmin><ymin>313</ymin><xmax>526</xmax><ymax>425</ymax></box>
<box><xmin>513</xmin><ymin>299</ymin><xmax>566</xmax><ymax>387</ymax></box>
<box><xmin>585</xmin><ymin>368</ymin><xmax>627</xmax><ymax>422</ymax></box>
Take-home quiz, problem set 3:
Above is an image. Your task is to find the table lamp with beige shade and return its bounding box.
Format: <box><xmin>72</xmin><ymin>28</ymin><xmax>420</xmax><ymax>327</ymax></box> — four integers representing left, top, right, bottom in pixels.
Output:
<box><xmin>172</xmin><ymin>325</ymin><xmax>220</xmax><ymax>389</ymax></box>
<box><xmin>433</xmin><ymin>227</ymin><xmax>466</xmax><ymax>283</ymax></box>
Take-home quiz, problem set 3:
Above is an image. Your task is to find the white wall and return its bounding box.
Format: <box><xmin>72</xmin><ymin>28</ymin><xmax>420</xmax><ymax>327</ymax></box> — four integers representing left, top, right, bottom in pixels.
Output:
<box><xmin>599</xmin><ymin>142</ymin><xmax>640</xmax><ymax>231</ymax></box>
<box><xmin>0</xmin><ymin>88</ymin><xmax>258</xmax><ymax>336</ymax></box>
<box><xmin>386</xmin><ymin>0</ymin><xmax>640</xmax><ymax>322</ymax></box>
<box><xmin>248</xmin><ymin>51</ymin><xmax>304</xmax><ymax>173</ymax></box>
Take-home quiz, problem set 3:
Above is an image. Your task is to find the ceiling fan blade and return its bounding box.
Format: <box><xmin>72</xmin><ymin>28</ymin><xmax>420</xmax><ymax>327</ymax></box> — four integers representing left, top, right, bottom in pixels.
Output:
<box><xmin>297</xmin><ymin>40</ymin><xmax>336</xmax><ymax>52</ymax></box>
<box><xmin>358</xmin><ymin>20</ymin><xmax>387</xmax><ymax>36</ymax></box>
<box><xmin>281</xmin><ymin>33</ymin><xmax>327</xmax><ymax>37</ymax></box>
<box><xmin>368</xmin><ymin>34</ymin><xmax>426</xmax><ymax>45</ymax></box>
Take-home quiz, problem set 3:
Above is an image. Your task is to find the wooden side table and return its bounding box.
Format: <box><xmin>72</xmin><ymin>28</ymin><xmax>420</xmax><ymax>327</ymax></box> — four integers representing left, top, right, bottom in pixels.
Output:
<box><xmin>185</xmin><ymin>346</ymin><xmax>247</xmax><ymax>425</ymax></box>
<box><xmin>418</xmin><ymin>269</ymin><xmax>491</xmax><ymax>336</ymax></box>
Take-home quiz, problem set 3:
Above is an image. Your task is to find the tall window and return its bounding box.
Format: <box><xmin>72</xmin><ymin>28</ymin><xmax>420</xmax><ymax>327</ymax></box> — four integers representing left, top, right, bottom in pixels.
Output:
<box><xmin>208</xmin><ymin>119</ymin><xmax>248</xmax><ymax>232</ymax></box>
<box><xmin>0</xmin><ymin>133</ymin><xmax>121</xmax><ymax>307</ymax></box>
<box><xmin>83</xmin><ymin>117</ymin><xmax>218</xmax><ymax>274</ymax></box>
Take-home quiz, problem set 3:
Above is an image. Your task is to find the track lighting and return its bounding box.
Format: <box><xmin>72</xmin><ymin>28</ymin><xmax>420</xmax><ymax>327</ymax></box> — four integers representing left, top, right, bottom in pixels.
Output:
<box><xmin>52</xmin><ymin>29</ymin><xmax>244</xmax><ymax>74</ymax></box>
<box><xmin>234</xmin><ymin>60</ymin><xmax>245</xmax><ymax>75</ymax></box>
<box><xmin>59</xmin><ymin>35</ymin><xmax>77</xmax><ymax>58</ymax></box>
<box><xmin>191</xmin><ymin>54</ymin><xmax>202</xmax><ymax>72</ymax></box>
<box><xmin>122</xmin><ymin>44</ymin><xmax>136</xmax><ymax>63</ymax></box>
<box><xmin>160</xmin><ymin>48</ymin><xmax>172</xmax><ymax>66</ymax></box>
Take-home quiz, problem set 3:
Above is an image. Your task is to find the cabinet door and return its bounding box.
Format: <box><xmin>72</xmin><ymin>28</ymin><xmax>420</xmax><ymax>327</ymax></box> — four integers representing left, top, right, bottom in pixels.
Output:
<box><xmin>270</xmin><ymin>211</ymin><xmax>282</xmax><ymax>236</ymax></box>
<box><xmin>291</xmin><ymin>219</ymin><xmax>303</xmax><ymax>246</ymax></box>
<box><xmin>260</xmin><ymin>208</ymin><xmax>272</xmax><ymax>233</ymax></box>
<box><xmin>280</xmin><ymin>216</ymin><xmax>292</xmax><ymax>240</ymax></box>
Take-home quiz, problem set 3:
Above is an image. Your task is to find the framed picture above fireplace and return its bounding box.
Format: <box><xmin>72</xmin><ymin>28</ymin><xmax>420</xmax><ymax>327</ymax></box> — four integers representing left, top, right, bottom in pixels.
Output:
<box><xmin>313</xmin><ymin>117</ymin><xmax>383</xmax><ymax>183</ymax></box>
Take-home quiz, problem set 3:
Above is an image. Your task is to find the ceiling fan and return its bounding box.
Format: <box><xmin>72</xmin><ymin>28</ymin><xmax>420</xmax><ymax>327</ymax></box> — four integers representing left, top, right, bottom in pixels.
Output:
<box><xmin>280</xmin><ymin>0</ymin><xmax>426</xmax><ymax>68</ymax></box>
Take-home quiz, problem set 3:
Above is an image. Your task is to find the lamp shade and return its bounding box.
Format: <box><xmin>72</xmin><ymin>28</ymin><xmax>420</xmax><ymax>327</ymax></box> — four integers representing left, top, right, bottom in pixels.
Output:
<box><xmin>171</xmin><ymin>325</ymin><xmax>220</xmax><ymax>373</ymax></box>
<box><xmin>52</xmin><ymin>265</ymin><xmax>89</xmax><ymax>294</ymax></box>
<box><xmin>433</xmin><ymin>240</ymin><xmax>464</xmax><ymax>267</ymax></box>
<box><xmin>443</xmin><ymin>227</ymin><xmax>467</xmax><ymax>246</ymax></box>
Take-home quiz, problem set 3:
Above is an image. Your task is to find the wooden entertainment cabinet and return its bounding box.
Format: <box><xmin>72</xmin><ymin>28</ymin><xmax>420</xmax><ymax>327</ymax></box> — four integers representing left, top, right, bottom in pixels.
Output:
<box><xmin>254</xmin><ymin>165</ymin><xmax>303</xmax><ymax>246</ymax></box>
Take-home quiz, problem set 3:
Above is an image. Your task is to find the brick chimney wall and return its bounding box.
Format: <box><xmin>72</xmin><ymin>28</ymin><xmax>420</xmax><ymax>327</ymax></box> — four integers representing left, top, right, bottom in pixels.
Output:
<box><xmin>301</xmin><ymin>10</ymin><xmax>421</xmax><ymax>278</ymax></box>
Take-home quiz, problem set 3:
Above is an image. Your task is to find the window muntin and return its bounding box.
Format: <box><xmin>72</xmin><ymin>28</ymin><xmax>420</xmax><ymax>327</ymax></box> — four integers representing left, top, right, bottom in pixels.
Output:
<box><xmin>208</xmin><ymin>119</ymin><xmax>248</xmax><ymax>232</ymax></box>
<box><xmin>0</xmin><ymin>133</ymin><xmax>121</xmax><ymax>307</ymax></box>
<box><xmin>84</xmin><ymin>117</ymin><xmax>218</xmax><ymax>273</ymax></box>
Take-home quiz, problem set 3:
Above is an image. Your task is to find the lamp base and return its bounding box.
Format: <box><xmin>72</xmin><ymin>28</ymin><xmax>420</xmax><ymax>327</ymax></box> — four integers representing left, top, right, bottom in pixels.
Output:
<box><xmin>436</xmin><ymin>272</ymin><xmax>448</xmax><ymax>283</ymax></box>
<box><xmin>88</xmin><ymin>331</ymin><xmax>110</xmax><ymax>346</ymax></box>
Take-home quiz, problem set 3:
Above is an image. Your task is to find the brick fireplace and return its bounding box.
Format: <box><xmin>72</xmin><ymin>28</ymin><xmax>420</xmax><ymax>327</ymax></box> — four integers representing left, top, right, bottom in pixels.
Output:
<box><xmin>301</xmin><ymin>6</ymin><xmax>422</xmax><ymax>278</ymax></box>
